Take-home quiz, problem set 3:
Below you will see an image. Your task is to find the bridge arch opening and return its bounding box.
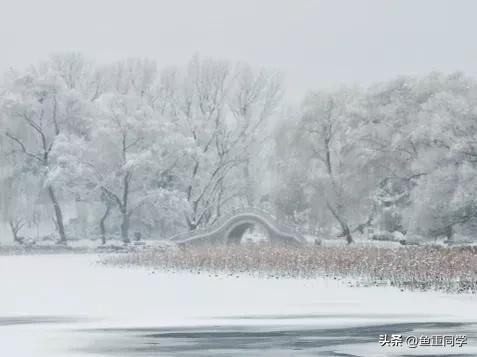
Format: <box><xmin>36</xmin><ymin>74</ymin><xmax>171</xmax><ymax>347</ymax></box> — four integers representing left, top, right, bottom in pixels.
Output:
<box><xmin>226</xmin><ymin>222</ymin><xmax>270</xmax><ymax>245</ymax></box>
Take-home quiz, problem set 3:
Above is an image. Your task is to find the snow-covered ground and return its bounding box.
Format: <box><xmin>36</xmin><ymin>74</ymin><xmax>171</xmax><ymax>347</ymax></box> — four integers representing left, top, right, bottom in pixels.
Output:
<box><xmin>0</xmin><ymin>253</ymin><xmax>476</xmax><ymax>356</ymax></box>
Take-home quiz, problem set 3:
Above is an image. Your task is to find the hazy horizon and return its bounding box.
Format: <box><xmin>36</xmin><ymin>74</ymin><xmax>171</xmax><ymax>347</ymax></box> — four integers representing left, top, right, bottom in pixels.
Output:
<box><xmin>1</xmin><ymin>0</ymin><xmax>477</xmax><ymax>101</ymax></box>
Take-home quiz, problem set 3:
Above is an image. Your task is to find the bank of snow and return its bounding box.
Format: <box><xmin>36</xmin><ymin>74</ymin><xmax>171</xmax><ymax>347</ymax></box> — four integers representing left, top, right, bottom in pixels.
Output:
<box><xmin>1</xmin><ymin>254</ymin><xmax>476</xmax><ymax>326</ymax></box>
<box><xmin>0</xmin><ymin>254</ymin><xmax>476</xmax><ymax>356</ymax></box>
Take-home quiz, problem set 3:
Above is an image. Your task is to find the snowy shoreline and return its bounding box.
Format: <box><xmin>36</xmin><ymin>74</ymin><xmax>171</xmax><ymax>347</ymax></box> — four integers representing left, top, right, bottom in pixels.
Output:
<box><xmin>103</xmin><ymin>244</ymin><xmax>477</xmax><ymax>294</ymax></box>
<box><xmin>1</xmin><ymin>253</ymin><xmax>476</xmax><ymax>356</ymax></box>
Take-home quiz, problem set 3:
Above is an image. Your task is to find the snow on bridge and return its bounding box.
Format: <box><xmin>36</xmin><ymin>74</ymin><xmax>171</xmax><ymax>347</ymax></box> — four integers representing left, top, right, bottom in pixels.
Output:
<box><xmin>169</xmin><ymin>207</ymin><xmax>306</xmax><ymax>246</ymax></box>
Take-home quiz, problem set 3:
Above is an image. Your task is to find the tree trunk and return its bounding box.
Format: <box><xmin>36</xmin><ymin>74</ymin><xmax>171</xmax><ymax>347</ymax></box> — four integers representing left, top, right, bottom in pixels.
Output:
<box><xmin>120</xmin><ymin>171</ymin><xmax>131</xmax><ymax>244</ymax></box>
<box><xmin>322</xmin><ymin>134</ymin><xmax>354</xmax><ymax>243</ymax></box>
<box><xmin>8</xmin><ymin>220</ymin><xmax>24</xmax><ymax>244</ymax></box>
<box><xmin>47</xmin><ymin>185</ymin><xmax>67</xmax><ymax>243</ymax></box>
<box><xmin>120</xmin><ymin>210</ymin><xmax>130</xmax><ymax>243</ymax></box>
<box><xmin>326</xmin><ymin>201</ymin><xmax>354</xmax><ymax>244</ymax></box>
<box><xmin>8</xmin><ymin>221</ymin><xmax>17</xmax><ymax>242</ymax></box>
<box><xmin>341</xmin><ymin>224</ymin><xmax>353</xmax><ymax>244</ymax></box>
<box><xmin>445</xmin><ymin>225</ymin><xmax>453</xmax><ymax>241</ymax></box>
<box><xmin>99</xmin><ymin>203</ymin><xmax>112</xmax><ymax>245</ymax></box>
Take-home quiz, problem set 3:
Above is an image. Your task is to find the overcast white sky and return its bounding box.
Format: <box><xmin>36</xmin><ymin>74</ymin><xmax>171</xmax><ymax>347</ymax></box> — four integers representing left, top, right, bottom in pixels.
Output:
<box><xmin>1</xmin><ymin>0</ymin><xmax>476</xmax><ymax>101</ymax></box>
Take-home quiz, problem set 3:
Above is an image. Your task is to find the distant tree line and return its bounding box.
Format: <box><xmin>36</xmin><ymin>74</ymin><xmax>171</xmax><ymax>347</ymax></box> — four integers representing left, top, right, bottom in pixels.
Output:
<box><xmin>0</xmin><ymin>53</ymin><xmax>282</xmax><ymax>243</ymax></box>
<box><xmin>273</xmin><ymin>73</ymin><xmax>477</xmax><ymax>243</ymax></box>
<box><xmin>1</xmin><ymin>54</ymin><xmax>476</xmax><ymax>244</ymax></box>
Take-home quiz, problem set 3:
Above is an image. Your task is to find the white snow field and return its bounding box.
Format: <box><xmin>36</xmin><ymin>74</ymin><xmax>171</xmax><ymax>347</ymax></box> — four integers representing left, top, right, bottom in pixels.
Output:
<box><xmin>0</xmin><ymin>253</ymin><xmax>476</xmax><ymax>356</ymax></box>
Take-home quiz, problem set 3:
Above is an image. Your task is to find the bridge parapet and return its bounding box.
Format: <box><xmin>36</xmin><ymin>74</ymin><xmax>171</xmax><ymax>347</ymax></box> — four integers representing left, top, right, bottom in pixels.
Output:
<box><xmin>169</xmin><ymin>206</ymin><xmax>304</xmax><ymax>243</ymax></box>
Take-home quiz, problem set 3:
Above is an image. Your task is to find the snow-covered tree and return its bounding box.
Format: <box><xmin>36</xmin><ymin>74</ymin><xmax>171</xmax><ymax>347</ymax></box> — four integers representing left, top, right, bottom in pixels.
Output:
<box><xmin>154</xmin><ymin>56</ymin><xmax>282</xmax><ymax>229</ymax></box>
<box><xmin>161</xmin><ymin>56</ymin><xmax>283</xmax><ymax>230</ymax></box>
<box><xmin>0</xmin><ymin>56</ymin><xmax>92</xmax><ymax>242</ymax></box>
<box><xmin>286</xmin><ymin>88</ymin><xmax>377</xmax><ymax>243</ymax></box>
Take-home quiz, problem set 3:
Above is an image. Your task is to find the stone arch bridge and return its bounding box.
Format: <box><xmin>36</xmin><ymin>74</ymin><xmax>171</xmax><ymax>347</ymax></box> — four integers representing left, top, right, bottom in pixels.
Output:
<box><xmin>169</xmin><ymin>208</ymin><xmax>306</xmax><ymax>246</ymax></box>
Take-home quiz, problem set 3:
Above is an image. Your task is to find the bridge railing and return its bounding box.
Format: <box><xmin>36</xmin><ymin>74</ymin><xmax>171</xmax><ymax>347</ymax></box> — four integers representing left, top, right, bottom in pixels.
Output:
<box><xmin>169</xmin><ymin>206</ymin><xmax>306</xmax><ymax>242</ymax></box>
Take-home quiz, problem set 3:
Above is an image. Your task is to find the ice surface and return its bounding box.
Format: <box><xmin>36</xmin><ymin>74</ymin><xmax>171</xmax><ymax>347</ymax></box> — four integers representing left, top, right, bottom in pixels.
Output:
<box><xmin>0</xmin><ymin>254</ymin><xmax>476</xmax><ymax>356</ymax></box>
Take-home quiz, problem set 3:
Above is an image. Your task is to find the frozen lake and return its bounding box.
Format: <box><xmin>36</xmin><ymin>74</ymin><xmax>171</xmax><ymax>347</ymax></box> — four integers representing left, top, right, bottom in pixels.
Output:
<box><xmin>0</xmin><ymin>254</ymin><xmax>476</xmax><ymax>356</ymax></box>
